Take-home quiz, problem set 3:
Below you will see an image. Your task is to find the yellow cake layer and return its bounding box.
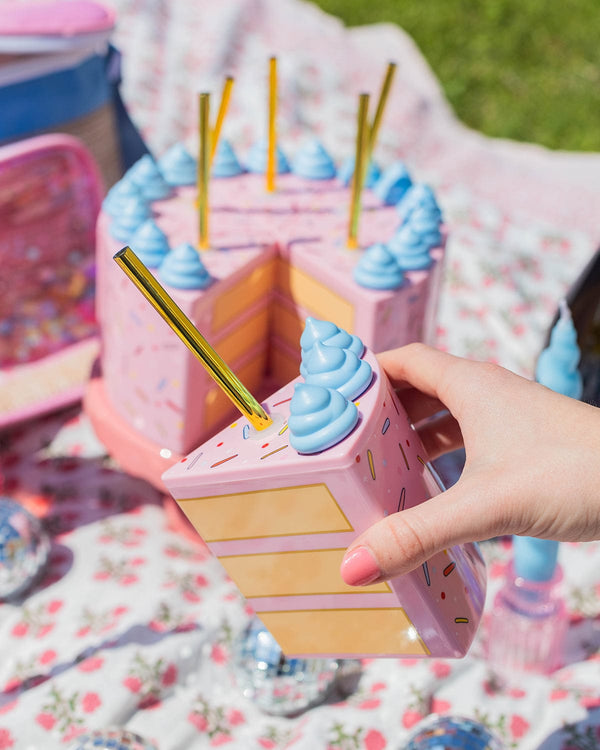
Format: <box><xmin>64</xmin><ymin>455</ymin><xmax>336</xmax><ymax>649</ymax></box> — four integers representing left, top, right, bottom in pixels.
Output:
<box><xmin>269</xmin><ymin>340</ymin><xmax>302</xmax><ymax>386</ymax></box>
<box><xmin>212</xmin><ymin>258</ymin><xmax>276</xmax><ymax>331</ymax></box>
<box><xmin>178</xmin><ymin>483</ymin><xmax>353</xmax><ymax>541</ymax></box>
<box><xmin>276</xmin><ymin>258</ymin><xmax>354</xmax><ymax>332</ymax></box>
<box><xmin>219</xmin><ymin>548</ymin><xmax>390</xmax><ymax>596</ymax></box>
<box><xmin>214</xmin><ymin>305</ymin><xmax>270</xmax><ymax>364</ymax></box>
<box><xmin>259</xmin><ymin>608</ymin><xmax>430</xmax><ymax>656</ymax></box>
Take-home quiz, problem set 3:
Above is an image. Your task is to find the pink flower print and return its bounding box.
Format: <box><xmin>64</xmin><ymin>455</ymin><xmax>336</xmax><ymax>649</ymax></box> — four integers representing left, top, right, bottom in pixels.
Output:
<box><xmin>210</xmin><ymin>734</ymin><xmax>233</xmax><ymax>746</ymax></box>
<box><xmin>39</xmin><ymin>649</ymin><xmax>57</xmax><ymax>665</ymax></box>
<box><xmin>431</xmin><ymin>661</ymin><xmax>451</xmax><ymax>679</ymax></box>
<box><xmin>550</xmin><ymin>689</ymin><xmax>569</xmax><ymax>701</ymax></box>
<box><xmin>226</xmin><ymin>708</ymin><xmax>245</xmax><ymax>726</ymax></box>
<box><xmin>402</xmin><ymin>709</ymin><xmax>424</xmax><ymax>729</ymax></box>
<box><xmin>508</xmin><ymin>687</ymin><xmax>526</xmax><ymax>699</ymax></box>
<box><xmin>0</xmin><ymin>729</ymin><xmax>14</xmax><ymax>749</ymax></box>
<box><xmin>0</xmin><ymin>701</ymin><xmax>17</xmax><ymax>715</ymax></box>
<box><xmin>36</xmin><ymin>624</ymin><xmax>54</xmax><ymax>638</ymax></box>
<box><xmin>358</xmin><ymin>698</ymin><xmax>381</xmax><ymax>710</ymax></box>
<box><xmin>258</xmin><ymin>740</ymin><xmax>275</xmax><ymax>749</ymax></box>
<box><xmin>510</xmin><ymin>715</ymin><xmax>530</xmax><ymax>739</ymax></box>
<box><xmin>188</xmin><ymin>712</ymin><xmax>209</xmax><ymax>732</ymax></box>
<box><xmin>76</xmin><ymin>626</ymin><xmax>91</xmax><ymax>638</ymax></box>
<box><xmin>11</xmin><ymin>622</ymin><xmax>29</xmax><ymax>638</ymax></box>
<box><xmin>93</xmin><ymin>571</ymin><xmax>110</xmax><ymax>581</ymax></box>
<box><xmin>62</xmin><ymin>725</ymin><xmax>86</xmax><ymax>743</ymax></box>
<box><xmin>2</xmin><ymin>680</ymin><xmax>20</xmax><ymax>695</ymax></box>
<box><xmin>364</xmin><ymin>729</ymin><xmax>386</xmax><ymax>750</ymax></box>
<box><xmin>119</xmin><ymin>574</ymin><xmax>139</xmax><ymax>586</ymax></box>
<box><xmin>130</xmin><ymin>557</ymin><xmax>146</xmax><ymax>566</ymax></box>
<box><xmin>161</xmin><ymin>664</ymin><xmax>178</xmax><ymax>687</ymax></box>
<box><xmin>36</xmin><ymin>712</ymin><xmax>56</xmax><ymax>730</ymax></box>
<box><xmin>195</xmin><ymin>575</ymin><xmax>209</xmax><ymax>587</ymax></box>
<box><xmin>113</xmin><ymin>606</ymin><xmax>128</xmax><ymax>616</ymax></box>
<box><xmin>46</xmin><ymin>600</ymin><xmax>63</xmax><ymax>614</ymax></box>
<box><xmin>183</xmin><ymin>590</ymin><xmax>201</xmax><ymax>603</ymax></box>
<box><xmin>371</xmin><ymin>682</ymin><xmax>386</xmax><ymax>692</ymax></box>
<box><xmin>431</xmin><ymin>699</ymin><xmax>451</xmax><ymax>714</ymax></box>
<box><xmin>123</xmin><ymin>676</ymin><xmax>143</xmax><ymax>693</ymax></box>
<box><xmin>81</xmin><ymin>692</ymin><xmax>101</xmax><ymax>713</ymax></box>
<box><xmin>78</xmin><ymin>656</ymin><xmax>104</xmax><ymax>672</ymax></box>
<box><xmin>211</xmin><ymin>644</ymin><xmax>227</xmax><ymax>664</ymax></box>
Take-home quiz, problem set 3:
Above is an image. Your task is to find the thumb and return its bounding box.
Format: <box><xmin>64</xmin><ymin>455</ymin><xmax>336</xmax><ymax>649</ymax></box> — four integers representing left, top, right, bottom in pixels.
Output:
<box><xmin>340</xmin><ymin>477</ymin><xmax>507</xmax><ymax>584</ymax></box>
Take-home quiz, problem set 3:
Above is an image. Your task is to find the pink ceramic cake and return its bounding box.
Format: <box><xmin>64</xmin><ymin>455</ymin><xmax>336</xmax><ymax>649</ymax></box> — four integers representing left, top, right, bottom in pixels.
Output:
<box><xmin>92</xmin><ymin>138</ymin><xmax>446</xmax><ymax>479</ymax></box>
<box><xmin>162</xmin><ymin>322</ymin><xmax>486</xmax><ymax>659</ymax></box>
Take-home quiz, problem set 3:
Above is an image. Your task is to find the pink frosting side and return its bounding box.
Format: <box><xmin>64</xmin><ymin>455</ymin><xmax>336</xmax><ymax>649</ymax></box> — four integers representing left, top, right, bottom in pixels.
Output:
<box><xmin>0</xmin><ymin>1</ymin><xmax>115</xmax><ymax>36</ymax></box>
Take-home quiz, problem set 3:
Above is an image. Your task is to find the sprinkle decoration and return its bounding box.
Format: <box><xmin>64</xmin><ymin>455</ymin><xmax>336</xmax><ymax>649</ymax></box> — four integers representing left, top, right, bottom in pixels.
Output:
<box><xmin>186</xmin><ymin>452</ymin><xmax>203</xmax><ymax>471</ymax></box>
<box><xmin>398</xmin><ymin>443</ymin><xmax>410</xmax><ymax>470</ymax></box>
<box><xmin>382</xmin><ymin>417</ymin><xmax>390</xmax><ymax>434</ymax></box>
<box><xmin>210</xmin><ymin>454</ymin><xmax>238</xmax><ymax>468</ymax></box>
<box><xmin>397</xmin><ymin>487</ymin><xmax>406</xmax><ymax>512</ymax></box>
<box><xmin>243</xmin><ymin>425</ymin><xmax>250</xmax><ymax>439</ymax></box>
<box><xmin>260</xmin><ymin>445</ymin><xmax>288</xmax><ymax>460</ymax></box>
<box><xmin>278</xmin><ymin>424</ymin><xmax>289</xmax><ymax>436</ymax></box>
<box><xmin>455</xmin><ymin>617</ymin><xmax>469</xmax><ymax>624</ymax></box>
<box><xmin>443</xmin><ymin>562</ymin><xmax>456</xmax><ymax>577</ymax></box>
<box><xmin>367</xmin><ymin>449</ymin><xmax>376</xmax><ymax>479</ymax></box>
<box><xmin>422</xmin><ymin>561</ymin><xmax>430</xmax><ymax>586</ymax></box>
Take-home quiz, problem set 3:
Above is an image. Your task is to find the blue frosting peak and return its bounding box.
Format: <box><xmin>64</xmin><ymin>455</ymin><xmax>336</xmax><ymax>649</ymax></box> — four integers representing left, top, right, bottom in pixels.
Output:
<box><xmin>300</xmin><ymin>317</ymin><xmax>364</xmax><ymax>360</ymax></box>
<box><xmin>158</xmin><ymin>243</ymin><xmax>213</xmax><ymax>290</ymax></box>
<box><xmin>212</xmin><ymin>139</ymin><xmax>244</xmax><ymax>178</ymax></box>
<box><xmin>130</xmin><ymin>219</ymin><xmax>170</xmax><ymax>268</ymax></box>
<box><xmin>303</xmin><ymin>340</ymin><xmax>373</xmax><ymax>401</ymax></box>
<box><xmin>535</xmin><ymin>301</ymin><xmax>582</xmax><ymax>399</ymax></box>
<box><xmin>337</xmin><ymin>156</ymin><xmax>381</xmax><ymax>189</ymax></box>
<box><xmin>288</xmin><ymin>383</ymin><xmax>359</xmax><ymax>454</ymax></box>
<box><xmin>372</xmin><ymin>161</ymin><xmax>413</xmax><ymax>206</ymax></box>
<box><xmin>158</xmin><ymin>143</ymin><xmax>197</xmax><ymax>186</ymax></box>
<box><xmin>291</xmin><ymin>139</ymin><xmax>336</xmax><ymax>180</ymax></box>
<box><xmin>126</xmin><ymin>154</ymin><xmax>172</xmax><ymax>200</ymax></box>
<box><xmin>353</xmin><ymin>243</ymin><xmax>404</xmax><ymax>290</ymax></box>
<box><xmin>388</xmin><ymin>204</ymin><xmax>442</xmax><ymax>270</ymax></box>
<box><xmin>110</xmin><ymin>195</ymin><xmax>151</xmax><ymax>242</ymax></box>
<box><xmin>103</xmin><ymin>178</ymin><xmax>144</xmax><ymax>218</ymax></box>
<box><xmin>245</xmin><ymin>139</ymin><xmax>290</xmax><ymax>174</ymax></box>
<box><xmin>513</xmin><ymin>536</ymin><xmax>559</xmax><ymax>582</ymax></box>
<box><xmin>397</xmin><ymin>183</ymin><xmax>441</xmax><ymax>225</ymax></box>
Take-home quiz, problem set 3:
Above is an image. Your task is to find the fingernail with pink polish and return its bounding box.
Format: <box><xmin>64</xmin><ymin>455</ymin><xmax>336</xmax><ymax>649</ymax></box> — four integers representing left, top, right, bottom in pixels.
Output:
<box><xmin>340</xmin><ymin>546</ymin><xmax>381</xmax><ymax>586</ymax></box>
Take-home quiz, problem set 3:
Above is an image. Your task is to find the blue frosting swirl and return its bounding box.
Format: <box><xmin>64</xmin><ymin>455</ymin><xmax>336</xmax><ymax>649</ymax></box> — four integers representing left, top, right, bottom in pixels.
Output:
<box><xmin>130</xmin><ymin>219</ymin><xmax>170</xmax><ymax>268</ymax></box>
<box><xmin>103</xmin><ymin>178</ymin><xmax>143</xmax><ymax>218</ymax></box>
<box><xmin>303</xmin><ymin>341</ymin><xmax>373</xmax><ymax>401</ymax></box>
<box><xmin>158</xmin><ymin>243</ymin><xmax>213</xmax><ymax>290</ymax></box>
<box><xmin>372</xmin><ymin>161</ymin><xmax>413</xmax><ymax>206</ymax></box>
<box><xmin>396</xmin><ymin>183</ymin><xmax>441</xmax><ymax>225</ymax></box>
<box><xmin>110</xmin><ymin>195</ymin><xmax>151</xmax><ymax>242</ymax></box>
<box><xmin>291</xmin><ymin>139</ymin><xmax>336</xmax><ymax>180</ymax></box>
<box><xmin>288</xmin><ymin>383</ymin><xmax>358</xmax><ymax>454</ymax></box>
<box><xmin>353</xmin><ymin>243</ymin><xmax>404</xmax><ymax>290</ymax></box>
<box><xmin>535</xmin><ymin>302</ymin><xmax>583</xmax><ymax>399</ymax></box>
<box><xmin>337</xmin><ymin>156</ymin><xmax>381</xmax><ymax>188</ymax></box>
<box><xmin>212</xmin><ymin>138</ymin><xmax>244</xmax><ymax>178</ymax></box>
<box><xmin>158</xmin><ymin>143</ymin><xmax>197</xmax><ymax>186</ymax></box>
<box><xmin>126</xmin><ymin>154</ymin><xmax>172</xmax><ymax>200</ymax></box>
<box><xmin>300</xmin><ymin>317</ymin><xmax>364</xmax><ymax>360</ymax></box>
<box><xmin>245</xmin><ymin>139</ymin><xmax>290</xmax><ymax>174</ymax></box>
<box><xmin>388</xmin><ymin>204</ymin><xmax>442</xmax><ymax>270</ymax></box>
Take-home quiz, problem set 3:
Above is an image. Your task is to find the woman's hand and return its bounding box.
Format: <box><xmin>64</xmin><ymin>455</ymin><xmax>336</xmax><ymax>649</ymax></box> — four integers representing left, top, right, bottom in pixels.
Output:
<box><xmin>340</xmin><ymin>343</ymin><xmax>600</xmax><ymax>586</ymax></box>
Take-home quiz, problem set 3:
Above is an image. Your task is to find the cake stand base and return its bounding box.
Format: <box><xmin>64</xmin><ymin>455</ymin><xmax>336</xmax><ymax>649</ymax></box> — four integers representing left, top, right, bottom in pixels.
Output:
<box><xmin>83</xmin><ymin>372</ymin><xmax>199</xmax><ymax>542</ymax></box>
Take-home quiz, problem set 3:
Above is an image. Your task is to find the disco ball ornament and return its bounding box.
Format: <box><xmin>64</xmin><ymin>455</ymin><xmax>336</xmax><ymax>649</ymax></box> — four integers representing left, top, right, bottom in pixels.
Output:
<box><xmin>404</xmin><ymin>715</ymin><xmax>504</xmax><ymax>750</ymax></box>
<box><xmin>66</xmin><ymin>728</ymin><xmax>158</xmax><ymax>750</ymax></box>
<box><xmin>232</xmin><ymin>619</ymin><xmax>340</xmax><ymax>716</ymax></box>
<box><xmin>0</xmin><ymin>496</ymin><xmax>50</xmax><ymax>599</ymax></box>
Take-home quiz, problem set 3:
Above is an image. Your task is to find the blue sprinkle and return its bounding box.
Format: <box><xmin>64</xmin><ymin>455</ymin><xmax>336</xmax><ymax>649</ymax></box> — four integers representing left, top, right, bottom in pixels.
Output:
<box><xmin>243</xmin><ymin>425</ymin><xmax>250</xmax><ymax>439</ymax></box>
<box><xmin>382</xmin><ymin>417</ymin><xmax>390</xmax><ymax>434</ymax></box>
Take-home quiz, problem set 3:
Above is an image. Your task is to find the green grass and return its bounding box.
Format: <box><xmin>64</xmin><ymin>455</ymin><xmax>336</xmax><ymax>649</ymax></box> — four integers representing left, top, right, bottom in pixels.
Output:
<box><xmin>309</xmin><ymin>0</ymin><xmax>600</xmax><ymax>152</ymax></box>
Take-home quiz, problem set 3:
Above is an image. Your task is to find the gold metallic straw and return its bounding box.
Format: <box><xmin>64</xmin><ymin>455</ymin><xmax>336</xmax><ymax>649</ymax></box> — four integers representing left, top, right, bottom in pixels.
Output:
<box><xmin>266</xmin><ymin>56</ymin><xmax>277</xmax><ymax>193</ymax></box>
<box><xmin>210</xmin><ymin>76</ymin><xmax>234</xmax><ymax>165</ymax></box>
<box><xmin>113</xmin><ymin>246</ymin><xmax>273</xmax><ymax>431</ymax></box>
<box><xmin>347</xmin><ymin>92</ymin><xmax>370</xmax><ymax>250</ymax></box>
<box><xmin>198</xmin><ymin>92</ymin><xmax>210</xmax><ymax>250</ymax></box>
<box><xmin>368</xmin><ymin>61</ymin><xmax>397</xmax><ymax>159</ymax></box>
